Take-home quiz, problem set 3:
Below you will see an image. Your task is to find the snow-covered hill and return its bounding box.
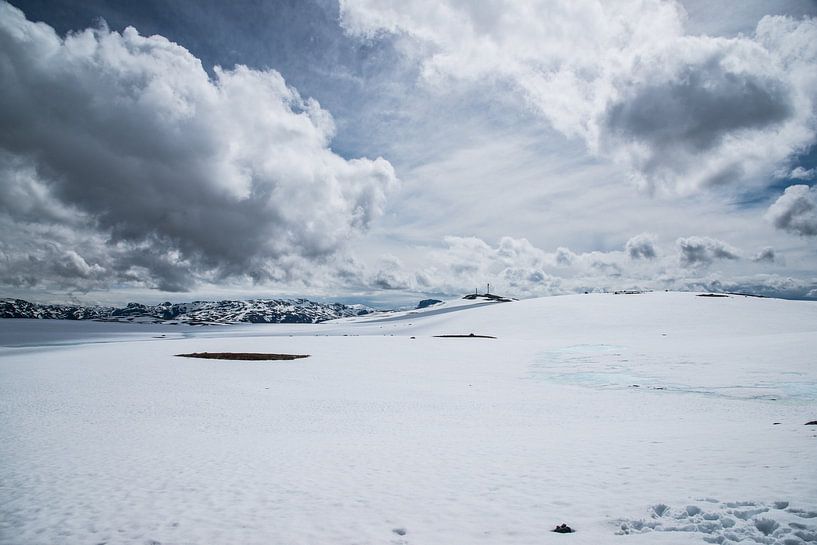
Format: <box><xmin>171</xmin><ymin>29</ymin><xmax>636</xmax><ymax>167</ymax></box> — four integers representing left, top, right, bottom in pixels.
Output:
<box><xmin>1</xmin><ymin>291</ymin><xmax>815</xmax><ymax>545</ymax></box>
<box><xmin>0</xmin><ymin>298</ymin><xmax>373</xmax><ymax>324</ymax></box>
<box><xmin>0</xmin><ymin>292</ymin><xmax>514</xmax><ymax>326</ymax></box>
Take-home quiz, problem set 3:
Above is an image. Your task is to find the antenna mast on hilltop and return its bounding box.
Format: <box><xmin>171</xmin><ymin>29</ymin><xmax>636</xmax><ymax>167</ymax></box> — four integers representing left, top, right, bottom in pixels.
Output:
<box><xmin>487</xmin><ymin>283</ymin><xmax>490</xmax><ymax>294</ymax></box>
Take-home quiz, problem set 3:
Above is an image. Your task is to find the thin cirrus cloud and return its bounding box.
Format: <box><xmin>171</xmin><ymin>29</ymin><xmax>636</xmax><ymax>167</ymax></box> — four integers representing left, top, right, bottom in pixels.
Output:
<box><xmin>0</xmin><ymin>1</ymin><xmax>398</xmax><ymax>292</ymax></box>
<box><xmin>339</xmin><ymin>0</ymin><xmax>817</xmax><ymax>194</ymax></box>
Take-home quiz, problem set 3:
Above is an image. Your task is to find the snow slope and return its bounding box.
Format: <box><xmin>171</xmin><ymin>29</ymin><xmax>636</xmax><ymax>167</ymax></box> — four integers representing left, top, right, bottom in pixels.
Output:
<box><xmin>0</xmin><ymin>292</ymin><xmax>815</xmax><ymax>545</ymax></box>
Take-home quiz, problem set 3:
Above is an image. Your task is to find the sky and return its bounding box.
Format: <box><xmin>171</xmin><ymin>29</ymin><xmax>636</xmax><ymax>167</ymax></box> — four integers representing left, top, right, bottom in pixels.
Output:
<box><xmin>1</xmin><ymin>0</ymin><xmax>816</xmax><ymax>307</ymax></box>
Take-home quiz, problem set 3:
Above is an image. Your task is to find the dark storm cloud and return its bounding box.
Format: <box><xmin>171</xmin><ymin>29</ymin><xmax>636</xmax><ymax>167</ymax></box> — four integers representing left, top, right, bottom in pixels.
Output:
<box><xmin>0</xmin><ymin>2</ymin><xmax>397</xmax><ymax>291</ymax></box>
<box><xmin>606</xmin><ymin>56</ymin><xmax>793</xmax><ymax>156</ymax></box>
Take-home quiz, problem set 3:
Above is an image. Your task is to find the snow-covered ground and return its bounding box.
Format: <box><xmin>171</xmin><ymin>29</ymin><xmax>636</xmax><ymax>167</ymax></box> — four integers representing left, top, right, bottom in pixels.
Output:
<box><xmin>1</xmin><ymin>291</ymin><xmax>815</xmax><ymax>545</ymax></box>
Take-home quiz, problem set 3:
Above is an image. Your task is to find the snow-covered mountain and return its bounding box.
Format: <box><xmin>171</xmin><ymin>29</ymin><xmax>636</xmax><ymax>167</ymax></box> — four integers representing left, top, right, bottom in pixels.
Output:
<box><xmin>0</xmin><ymin>298</ymin><xmax>373</xmax><ymax>324</ymax></box>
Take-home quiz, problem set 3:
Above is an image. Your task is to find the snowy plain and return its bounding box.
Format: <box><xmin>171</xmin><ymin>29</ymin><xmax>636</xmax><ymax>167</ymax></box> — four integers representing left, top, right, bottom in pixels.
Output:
<box><xmin>1</xmin><ymin>291</ymin><xmax>816</xmax><ymax>545</ymax></box>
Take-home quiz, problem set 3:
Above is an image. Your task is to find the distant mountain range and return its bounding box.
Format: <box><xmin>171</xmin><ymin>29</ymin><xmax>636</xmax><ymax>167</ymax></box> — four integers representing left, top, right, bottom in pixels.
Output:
<box><xmin>0</xmin><ymin>298</ymin><xmax>374</xmax><ymax>325</ymax></box>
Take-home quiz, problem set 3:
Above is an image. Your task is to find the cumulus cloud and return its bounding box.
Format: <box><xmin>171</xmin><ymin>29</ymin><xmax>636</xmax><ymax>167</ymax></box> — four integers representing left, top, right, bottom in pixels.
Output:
<box><xmin>0</xmin><ymin>2</ymin><xmax>397</xmax><ymax>291</ymax></box>
<box><xmin>752</xmin><ymin>247</ymin><xmax>777</xmax><ymax>263</ymax></box>
<box><xmin>625</xmin><ymin>233</ymin><xmax>658</xmax><ymax>260</ymax></box>
<box><xmin>357</xmin><ymin>234</ymin><xmax>816</xmax><ymax>300</ymax></box>
<box><xmin>340</xmin><ymin>1</ymin><xmax>817</xmax><ymax>193</ymax></box>
<box><xmin>389</xmin><ymin>235</ymin><xmax>647</xmax><ymax>297</ymax></box>
<box><xmin>766</xmin><ymin>184</ymin><xmax>817</xmax><ymax>236</ymax></box>
<box><xmin>417</xmin><ymin>236</ymin><xmax>561</xmax><ymax>297</ymax></box>
<box><xmin>371</xmin><ymin>255</ymin><xmax>415</xmax><ymax>290</ymax></box>
<box><xmin>554</xmin><ymin>247</ymin><xmax>577</xmax><ymax>267</ymax></box>
<box><xmin>676</xmin><ymin>236</ymin><xmax>740</xmax><ymax>267</ymax></box>
<box><xmin>0</xmin><ymin>224</ymin><xmax>109</xmax><ymax>291</ymax></box>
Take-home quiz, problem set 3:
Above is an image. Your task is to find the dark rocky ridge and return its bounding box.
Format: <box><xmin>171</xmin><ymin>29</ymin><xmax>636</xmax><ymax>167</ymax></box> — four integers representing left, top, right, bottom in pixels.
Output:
<box><xmin>0</xmin><ymin>298</ymin><xmax>373</xmax><ymax>325</ymax></box>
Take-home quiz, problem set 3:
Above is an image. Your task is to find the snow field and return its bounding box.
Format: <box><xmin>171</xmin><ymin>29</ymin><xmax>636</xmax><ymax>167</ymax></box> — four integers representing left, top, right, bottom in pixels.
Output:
<box><xmin>1</xmin><ymin>292</ymin><xmax>815</xmax><ymax>544</ymax></box>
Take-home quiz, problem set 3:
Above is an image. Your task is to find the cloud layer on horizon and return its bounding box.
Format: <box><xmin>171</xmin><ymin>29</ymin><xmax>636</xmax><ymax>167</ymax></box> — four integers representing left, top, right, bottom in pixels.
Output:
<box><xmin>355</xmin><ymin>233</ymin><xmax>816</xmax><ymax>301</ymax></box>
<box><xmin>0</xmin><ymin>1</ymin><xmax>397</xmax><ymax>291</ymax></box>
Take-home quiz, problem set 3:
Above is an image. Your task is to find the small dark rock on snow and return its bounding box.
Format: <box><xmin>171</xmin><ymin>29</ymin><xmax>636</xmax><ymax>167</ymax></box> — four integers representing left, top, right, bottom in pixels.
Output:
<box><xmin>805</xmin><ymin>420</ymin><xmax>817</xmax><ymax>425</ymax></box>
<box><xmin>553</xmin><ymin>523</ymin><xmax>574</xmax><ymax>533</ymax></box>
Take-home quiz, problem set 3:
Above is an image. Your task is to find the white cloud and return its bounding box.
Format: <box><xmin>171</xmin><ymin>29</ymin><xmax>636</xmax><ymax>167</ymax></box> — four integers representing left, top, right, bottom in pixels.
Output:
<box><xmin>2</xmin><ymin>1</ymin><xmax>815</xmax><ymax>304</ymax></box>
<box><xmin>773</xmin><ymin>165</ymin><xmax>816</xmax><ymax>180</ymax></box>
<box><xmin>766</xmin><ymin>184</ymin><xmax>817</xmax><ymax>236</ymax></box>
<box><xmin>554</xmin><ymin>247</ymin><xmax>577</xmax><ymax>267</ymax></box>
<box><xmin>0</xmin><ymin>2</ymin><xmax>398</xmax><ymax>291</ymax></box>
<box><xmin>371</xmin><ymin>255</ymin><xmax>414</xmax><ymax>290</ymax></box>
<box><xmin>789</xmin><ymin>167</ymin><xmax>816</xmax><ymax>180</ymax></box>
<box><xmin>413</xmin><ymin>236</ymin><xmax>560</xmax><ymax>297</ymax></box>
<box><xmin>352</xmin><ymin>234</ymin><xmax>815</xmax><ymax>300</ymax></box>
<box><xmin>340</xmin><ymin>1</ymin><xmax>817</xmax><ymax>194</ymax></box>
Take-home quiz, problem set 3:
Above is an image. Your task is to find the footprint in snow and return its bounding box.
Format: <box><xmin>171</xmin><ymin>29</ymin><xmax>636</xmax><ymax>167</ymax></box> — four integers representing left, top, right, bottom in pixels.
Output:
<box><xmin>616</xmin><ymin>500</ymin><xmax>817</xmax><ymax>544</ymax></box>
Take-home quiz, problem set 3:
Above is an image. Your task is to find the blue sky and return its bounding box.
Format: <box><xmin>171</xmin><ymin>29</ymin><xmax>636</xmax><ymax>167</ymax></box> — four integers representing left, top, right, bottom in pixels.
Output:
<box><xmin>1</xmin><ymin>0</ymin><xmax>817</xmax><ymax>306</ymax></box>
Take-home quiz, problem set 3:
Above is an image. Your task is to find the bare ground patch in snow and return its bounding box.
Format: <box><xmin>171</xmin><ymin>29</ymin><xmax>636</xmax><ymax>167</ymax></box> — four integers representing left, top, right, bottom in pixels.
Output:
<box><xmin>175</xmin><ymin>352</ymin><xmax>309</xmax><ymax>361</ymax></box>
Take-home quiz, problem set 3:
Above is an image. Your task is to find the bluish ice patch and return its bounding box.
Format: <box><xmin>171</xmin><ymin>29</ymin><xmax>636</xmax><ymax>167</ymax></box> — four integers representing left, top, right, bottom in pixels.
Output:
<box><xmin>543</xmin><ymin>371</ymin><xmax>654</xmax><ymax>388</ymax></box>
<box><xmin>654</xmin><ymin>384</ymin><xmax>817</xmax><ymax>402</ymax></box>
<box><xmin>548</xmin><ymin>344</ymin><xmax>625</xmax><ymax>354</ymax></box>
<box><xmin>529</xmin><ymin>344</ymin><xmax>659</xmax><ymax>390</ymax></box>
<box><xmin>741</xmin><ymin>381</ymin><xmax>817</xmax><ymax>401</ymax></box>
<box><xmin>531</xmin><ymin>368</ymin><xmax>817</xmax><ymax>401</ymax></box>
<box><xmin>529</xmin><ymin>345</ymin><xmax>817</xmax><ymax>401</ymax></box>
